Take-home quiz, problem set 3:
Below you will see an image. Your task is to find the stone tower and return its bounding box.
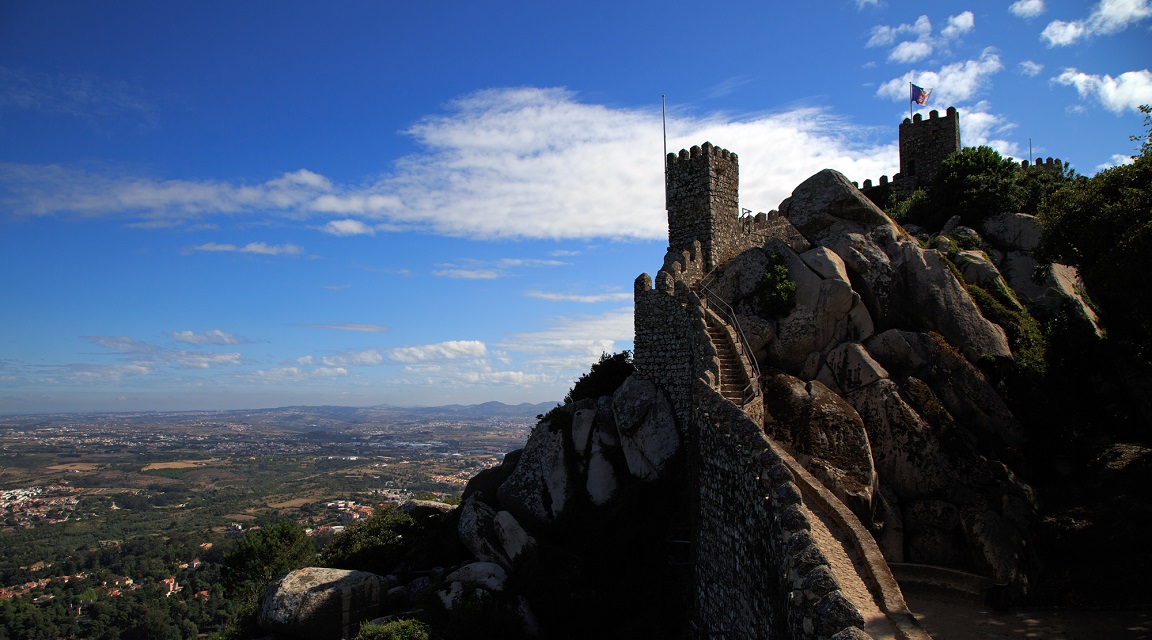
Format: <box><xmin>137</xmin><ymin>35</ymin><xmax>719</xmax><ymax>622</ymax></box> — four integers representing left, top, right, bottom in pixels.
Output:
<box><xmin>665</xmin><ymin>142</ymin><xmax>740</xmax><ymax>272</ymax></box>
<box><xmin>898</xmin><ymin>106</ymin><xmax>961</xmax><ymax>192</ymax></box>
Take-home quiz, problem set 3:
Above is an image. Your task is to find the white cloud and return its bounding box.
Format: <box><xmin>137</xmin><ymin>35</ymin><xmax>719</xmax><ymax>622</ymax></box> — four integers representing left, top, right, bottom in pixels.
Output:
<box><xmin>256</xmin><ymin>366</ymin><xmax>348</xmax><ymax>382</ymax></box>
<box><xmin>1053</xmin><ymin>68</ymin><xmax>1152</xmax><ymax>113</ymax></box>
<box><xmin>959</xmin><ymin>102</ymin><xmax>1023</xmax><ymax>158</ymax></box>
<box><xmin>190</xmin><ymin>241</ymin><xmax>303</xmax><ymax>256</ymax></box>
<box><xmin>320</xmin><ymin>218</ymin><xmax>375</xmax><ymax>236</ymax></box>
<box><xmin>498</xmin><ymin>308</ymin><xmax>634</xmax><ymax>374</ymax></box>
<box><xmin>1019</xmin><ymin>60</ymin><xmax>1045</xmax><ymax>76</ymax></box>
<box><xmin>0</xmin><ymin>88</ymin><xmax>899</xmax><ymax>241</ymax></box>
<box><xmin>388</xmin><ymin>340</ymin><xmax>488</xmax><ymax>364</ymax></box>
<box><xmin>83</xmin><ymin>335</ymin><xmax>243</xmax><ymax>372</ymax></box>
<box><xmin>176</xmin><ymin>352</ymin><xmax>242</xmax><ymax>369</ymax></box>
<box><xmin>298</xmin><ymin>323</ymin><xmax>390</xmax><ymax>332</ymax></box>
<box><xmin>0</xmin><ymin>66</ymin><xmax>154</xmax><ymax>128</ymax></box>
<box><xmin>941</xmin><ymin>11</ymin><xmax>975</xmax><ymax>38</ymax></box>
<box><xmin>1097</xmin><ymin>154</ymin><xmax>1137</xmax><ymax>170</ymax></box>
<box><xmin>856</xmin><ymin>0</ymin><xmax>882</xmax><ymax>9</ymax></box>
<box><xmin>867</xmin><ymin>15</ymin><xmax>932</xmax><ymax>48</ymax></box>
<box><xmin>524</xmin><ymin>290</ymin><xmax>633</xmax><ymax>304</ymax></box>
<box><xmin>432</xmin><ymin>268</ymin><xmax>503</xmax><ymax>280</ymax></box>
<box><xmin>1041</xmin><ymin>20</ymin><xmax>1088</xmax><ymax>45</ymax></box>
<box><xmin>172</xmin><ymin>329</ymin><xmax>243</xmax><ymax>345</ymax></box>
<box><xmin>889</xmin><ymin>41</ymin><xmax>933</xmax><ymax>63</ymax></box>
<box><xmin>1042</xmin><ymin>0</ymin><xmax>1152</xmax><ymax>46</ymax></box>
<box><xmin>877</xmin><ymin>49</ymin><xmax>1004</xmax><ymax>105</ymax></box>
<box><xmin>1010</xmin><ymin>0</ymin><xmax>1045</xmax><ymax>18</ymax></box>
<box><xmin>321</xmin><ymin>349</ymin><xmax>385</xmax><ymax>367</ymax></box>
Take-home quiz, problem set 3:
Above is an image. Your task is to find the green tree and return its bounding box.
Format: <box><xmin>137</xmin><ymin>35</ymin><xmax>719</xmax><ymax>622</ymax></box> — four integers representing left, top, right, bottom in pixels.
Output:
<box><xmin>320</xmin><ymin>506</ymin><xmax>419</xmax><ymax>576</ymax></box>
<box><xmin>564</xmin><ymin>351</ymin><xmax>634</xmax><ymax>404</ymax></box>
<box><xmin>221</xmin><ymin>521</ymin><xmax>315</xmax><ymax>602</ymax></box>
<box><xmin>1037</xmin><ymin>150</ymin><xmax>1152</xmax><ymax>356</ymax></box>
<box><xmin>930</xmin><ymin>145</ymin><xmax>1025</xmax><ymax>229</ymax></box>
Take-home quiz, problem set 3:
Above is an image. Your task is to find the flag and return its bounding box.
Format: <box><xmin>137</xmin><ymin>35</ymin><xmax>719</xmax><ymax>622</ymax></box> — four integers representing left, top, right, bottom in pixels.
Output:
<box><xmin>911</xmin><ymin>84</ymin><xmax>931</xmax><ymax>105</ymax></box>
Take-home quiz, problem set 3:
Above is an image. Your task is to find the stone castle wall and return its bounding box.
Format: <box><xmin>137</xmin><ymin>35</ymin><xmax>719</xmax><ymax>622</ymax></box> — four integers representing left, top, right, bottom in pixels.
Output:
<box><xmin>693</xmin><ymin>381</ymin><xmax>863</xmax><ymax>638</ymax></box>
<box><xmin>898</xmin><ymin>107</ymin><xmax>961</xmax><ymax>192</ymax></box>
<box><xmin>637</xmin><ymin>147</ymin><xmax>870</xmax><ymax>637</ymax></box>
<box><xmin>666</xmin><ymin>142</ymin><xmax>774</xmax><ymax>272</ymax></box>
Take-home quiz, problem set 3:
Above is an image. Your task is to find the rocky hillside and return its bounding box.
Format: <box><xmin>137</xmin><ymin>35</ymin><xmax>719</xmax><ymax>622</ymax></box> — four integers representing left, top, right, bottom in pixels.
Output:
<box><xmin>250</xmin><ymin>164</ymin><xmax>1150</xmax><ymax>640</ymax></box>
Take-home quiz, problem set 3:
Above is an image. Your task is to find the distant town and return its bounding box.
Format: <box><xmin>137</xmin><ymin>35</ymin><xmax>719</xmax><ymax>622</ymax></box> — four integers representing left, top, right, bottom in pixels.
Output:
<box><xmin>0</xmin><ymin>402</ymin><xmax>545</xmax><ymax>635</ymax></box>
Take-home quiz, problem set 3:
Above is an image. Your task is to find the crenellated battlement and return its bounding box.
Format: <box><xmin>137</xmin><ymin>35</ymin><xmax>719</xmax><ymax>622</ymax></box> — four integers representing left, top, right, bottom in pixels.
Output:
<box><xmin>1019</xmin><ymin>156</ymin><xmax>1067</xmax><ymax>172</ymax></box>
<box><xmin>898</xmin><ymin>106</ymin><xmax>960</xmax><ymax>194</ymax></box>
<box><xmin>665</xmin><ymin>142</ymin><xmax>775</xmax><ymax>272</ymax></box>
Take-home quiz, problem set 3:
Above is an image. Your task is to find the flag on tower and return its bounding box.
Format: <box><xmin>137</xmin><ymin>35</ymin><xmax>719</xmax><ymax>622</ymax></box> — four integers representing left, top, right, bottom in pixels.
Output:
<box><xmin>911</xmin><ymin>83</ymin><xmax>931</xmax><ymax>105</ymax></box>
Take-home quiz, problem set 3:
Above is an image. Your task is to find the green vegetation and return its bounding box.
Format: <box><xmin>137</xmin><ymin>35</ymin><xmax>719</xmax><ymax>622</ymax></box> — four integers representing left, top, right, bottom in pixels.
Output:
<box><xmin>319</xmin><ymin>507</ymin><xmax>418</xmax><ymax>576</ymax></box>
<box><xmin>563</xmin><ymin>351</ymin><xmax>634</xmax><ymax>404</ymax></box>
<box><xmin>221</xmin><ymin>521</ymin><xmax>316</xmax><ymax>603</ymax></box>
<box><xmin>357</xmin><ymin>619</ymin><xmax>430</xmax><ymax>640</ymax></box>
<box><xmin>887</xmin><ymin>145</ymin><xmax>1077</xmax><ymax>230</ymax></box>
<box><xmin>1037</xmin><ymin>136</ymin><xmax>1152</xmax><ymax>360</ymax></box>
<box><xmin>752</xmin><ymin>252</ymin><xmax>797</xmax><ymax>317</ymax></box>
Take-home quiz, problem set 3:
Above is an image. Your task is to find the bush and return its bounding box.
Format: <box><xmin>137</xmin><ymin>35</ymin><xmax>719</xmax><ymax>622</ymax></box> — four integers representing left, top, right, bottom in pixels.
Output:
<box><xmin>221</xmin><ymin>521</ymin><xmax>315</xmax><ymax>602</ymax></box>
<box><xmin>320</xmin><ymin>506</ymin><xmax>419</xmax><ymax>577</ymax></box>
<box><xmin>752</xmin><ymin>253</ymin><xmax>797</xmax><ymax>317</ymax></box>
<box><xmin>357</xmin><ymin>619</ymin><xmax>430</xmax><ymax>640</ymax></box>
<box><xmin>564</xmin><ymin>351</ymin><xmax>634</xmax><ymax>404</ymax></box>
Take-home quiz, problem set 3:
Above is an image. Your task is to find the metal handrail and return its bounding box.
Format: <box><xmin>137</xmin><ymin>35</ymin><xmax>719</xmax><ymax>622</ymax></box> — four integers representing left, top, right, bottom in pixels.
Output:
<box><xmin>696</xmin><ymin>272</ymin><xmax>761</xmax><ymax>406</ymax></box>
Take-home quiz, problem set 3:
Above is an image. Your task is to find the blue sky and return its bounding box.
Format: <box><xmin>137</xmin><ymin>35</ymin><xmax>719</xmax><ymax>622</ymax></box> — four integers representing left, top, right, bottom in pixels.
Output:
<box><xmin>1</xmin><ymin>0</ymin><xmax>1150</xmax><ymax>413</ymax></box>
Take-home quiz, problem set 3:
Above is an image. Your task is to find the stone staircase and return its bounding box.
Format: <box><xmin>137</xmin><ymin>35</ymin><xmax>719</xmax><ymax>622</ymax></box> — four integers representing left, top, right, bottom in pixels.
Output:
<box><xmin>705</xmin><ymin>313</ymin><xmax>748</xmax><ymax>405</ymax></box>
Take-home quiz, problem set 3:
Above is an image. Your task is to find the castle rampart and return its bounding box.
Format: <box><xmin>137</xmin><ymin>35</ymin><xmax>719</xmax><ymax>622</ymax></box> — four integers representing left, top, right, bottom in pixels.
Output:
<box><xmin>666</xmin><ymin>142</ymin><xmax>774</xmax><ymax>272</ymax></box>
<box><xmin>898</xmin><ymin>107</ymin><xmax>960</xmax><ymax>193</ymax></box>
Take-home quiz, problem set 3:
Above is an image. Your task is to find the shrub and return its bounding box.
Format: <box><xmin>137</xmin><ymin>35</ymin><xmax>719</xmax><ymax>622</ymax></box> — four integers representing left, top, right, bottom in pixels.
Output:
<box><xmin>357</xmin><ymin>619</ymin><xmax>430</xmax><ymax>640</ymax></box>
<box><xmin>752</xmin><ymin>253</ymin><xmax>797</xmax><ymax>317</ymax></box>
<box><xmin>564</xmin><ymin>351</ymin><xmax>634</xmax><ymax>404</ymax></box>
<box><xmin>320</xmin><ymin>506</ymin><xmax>419</xmax><ymax>577</ymax></box>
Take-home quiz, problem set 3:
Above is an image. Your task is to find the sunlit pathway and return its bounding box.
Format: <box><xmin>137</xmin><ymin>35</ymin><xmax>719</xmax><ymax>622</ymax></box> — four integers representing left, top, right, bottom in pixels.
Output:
<box><xmin>903</xmin><ymin>587</ymin><xmax>1152</xmax><ymax>639</ymax></box>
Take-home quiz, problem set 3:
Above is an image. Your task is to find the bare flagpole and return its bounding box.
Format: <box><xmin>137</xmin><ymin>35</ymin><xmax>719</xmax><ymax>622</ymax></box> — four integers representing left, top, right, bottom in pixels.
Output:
<box><xmin>662</xmin><ymin>94</ymin><xmax>668</xmax><ymax>195</ymax></box>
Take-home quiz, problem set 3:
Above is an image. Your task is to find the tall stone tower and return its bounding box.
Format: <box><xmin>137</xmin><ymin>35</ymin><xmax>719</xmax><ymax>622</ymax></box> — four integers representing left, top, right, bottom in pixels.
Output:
<box><xmin>898</xmin><ymin>107</ymin><xmax>961</xmax><ymax>192</ymax></box>
<box><xmin>665</xmin><ymin>142</ymin><xmax>739</xmax><ymax>272</ymax></box>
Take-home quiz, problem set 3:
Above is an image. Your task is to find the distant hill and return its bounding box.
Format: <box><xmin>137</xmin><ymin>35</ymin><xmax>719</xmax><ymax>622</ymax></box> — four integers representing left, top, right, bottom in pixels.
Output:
<box><xmin>0</xmin><ymin>401</ymin><xmax>558</xmax><ymax>430</ymax></box>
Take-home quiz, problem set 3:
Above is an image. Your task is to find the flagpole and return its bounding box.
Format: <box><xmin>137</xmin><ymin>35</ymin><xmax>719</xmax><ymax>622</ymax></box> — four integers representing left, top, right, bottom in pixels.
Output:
<box><xmin>909</xmin><ymin>82</ymin><xmax>914</xmax><ymax>121</ymax></box>
<box><xmin>662</xmin><ymin>94</ymin><xmax>668</xmax><ymax>195</ymax></box>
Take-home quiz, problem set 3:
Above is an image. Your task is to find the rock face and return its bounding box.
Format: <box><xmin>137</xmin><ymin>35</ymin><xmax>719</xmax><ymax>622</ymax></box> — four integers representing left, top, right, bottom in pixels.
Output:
<box><xmin>778</xmin><ymin>169</ymin><xmax>1011</xmax><ymax>363</ymax></box>
<box><xmin>259</xmin><ymin>567</ymin><xmax>384</xmax><ymax>640</ymax></box>
<box><xmin>708</xmin><ymin>170</ymin><xmax>1044</xmax><ymax>597</ymax></box>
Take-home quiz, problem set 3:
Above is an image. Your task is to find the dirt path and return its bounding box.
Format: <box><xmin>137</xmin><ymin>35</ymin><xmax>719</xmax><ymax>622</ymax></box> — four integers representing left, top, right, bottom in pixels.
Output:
<box><xmin>903</xmin><ymin>586</ymin><xmax>1152</xmax><ymax>639</ymax></box>
<box><xmin>803</xmin><ymin>498</ymin><xmax>899</xmax><ymax>639</ymax></box>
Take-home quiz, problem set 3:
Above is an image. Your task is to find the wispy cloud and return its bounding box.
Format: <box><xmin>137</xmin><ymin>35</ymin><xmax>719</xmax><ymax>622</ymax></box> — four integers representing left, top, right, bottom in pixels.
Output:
<box><xmin>82</xmin><ymin>335</ymin><xmax>243</xmax><ymax>370</ymax></box>
<box><xmin>297</xmin><ymin>323</ymin><xmax>390</xmax><ymax>332</ymax></box>
<box><xmin>320</xmin><ymin>218</ymin><xmax>375</xmax><ymax>236</ymax></box>
<box><xmin>172</xmin><ymin>329</ymin><xmax>245</xmax><ymax>345</ymax></box>
<box><xmin>1042</xmin><ymin>0</ymin><xmax>1152</xmax><ymax>46</ymax></box>
<box><xmin>0</xmin><ymin>88</ymin><xmax>897</xmax><ymax>241</ymax></box>
<box><xmin>255</xmin><ymin>366</ymin><xmax>349</xmax><ymax>382</ymax></box>
<box><xmin>189</xmin><ymin>241</ymin><xmax>303</xmax><ymax>256</ymax></box>
<box><xmin>1052</xmin><ymin>68</ymin><xmax>1152</xmax><ymax>113</ymax></box>
<box><xmin>498</xmin><ymin>307</ymin><xmax>634</xmax><ymax>372</ymax></box>
<box><xmin>524</xmin><ymin>290</ymin><xmax>632</xmax><ymax>304</ymax></box>
<box><xmin>432</xmin><ymin>256</ymin><xmax>569</xmax><ymax>279</ymax></box>
<box><xmin>1019</xmin><ymin>60</ymin><xmax>1045</xmax><ymax>76</ymax></box>
<box><xmin>706</xmin><ymin>76</ymin><xmax>755</xmax><ymax>99</ymax></box>
<box><xmin>432</xmin><ymin>267</ymin><xmax>503</xmax><ymax>280</ymax></box>
<box><xmin>0</xmin><ymin>66</ymin><xmax>155</xmax><ymax>129</ymax></box>
<box><xmin>322</xmin><ymin>349</ymin><xmax>386</xmax><ymax>367</ymax></box>
<box><xmin>388</xmin><ymin>340</ymin><xmax>488</xmax><ymax>364</ymax></box>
